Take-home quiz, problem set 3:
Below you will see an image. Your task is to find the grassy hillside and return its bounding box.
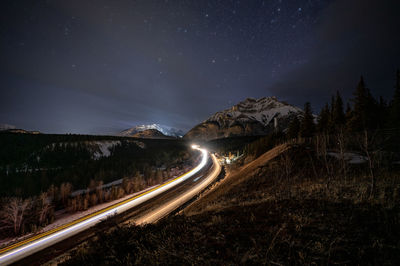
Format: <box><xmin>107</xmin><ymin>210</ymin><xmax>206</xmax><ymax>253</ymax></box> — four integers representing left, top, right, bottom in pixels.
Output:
<box><xmin>63</xmin><ymin>142</ymin><xmax>400</xmax><ymax>265</ymax></box>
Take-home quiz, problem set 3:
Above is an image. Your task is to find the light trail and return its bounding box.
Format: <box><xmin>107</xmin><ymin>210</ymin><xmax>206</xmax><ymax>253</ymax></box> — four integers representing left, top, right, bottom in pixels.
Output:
<box><xmin>134</xmin><ymin>153</ymin><xmax>221</xmax><ymax>224</ymax></box>
<box><xmin>0</xmin><ymin>146</ymin><xmax>209</xmax><ymax>266</ymax></box>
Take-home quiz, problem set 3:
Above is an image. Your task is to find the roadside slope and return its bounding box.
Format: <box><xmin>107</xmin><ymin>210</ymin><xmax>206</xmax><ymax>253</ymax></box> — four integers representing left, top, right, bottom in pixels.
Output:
<box><xmin>184</xmin><ymin>143</ymin><xmax>290</xmax><ymax>215</ymax></box>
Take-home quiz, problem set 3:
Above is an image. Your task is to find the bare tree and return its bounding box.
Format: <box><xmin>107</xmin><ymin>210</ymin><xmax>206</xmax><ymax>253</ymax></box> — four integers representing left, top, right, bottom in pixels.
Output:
<box><xmin>46</xmin><ymin>184</ymin><xmax>59</xmax><ymax>202</ymax></box>
<box><xmin>316</xmin><ymin>133</ymin><xmax>333</xmax><ymax>186</ymax></box>
<box><xmin>358</xmin><ymin>130</ymin><xmax>377</xmax><ymax>197</ymax></box>
<box><xmin>280</xmin><ymin>151</ymin><xmax>294</xmax><ymax>182</ymax></box>
<box><xmin>68</xmin><ymin>197</ymin><xmax>77</xmax><ymax>212</ymax></box>
<box><xmin>76</xmin><ymin>194</ymin><xmax>83</xmax><ymax>211</ymax></box>
<box><xmin>89</xmin><ymin>193</ymin><xmax>98</xmax><ymax>207</ymax></box>
<box><xmin>104</xmin><ymin>190</ymin><xmax>111</xmax><ymax>202</ymax></box>
<box><xmin>0</xmin><ymin>197</ymin><xmax>31</xmax><ymax>235</ymax></box>
<box><xmin>83</xmin><ymin>193</ymin><xmax>90</xmax><ymax>210</ymax></box>
<box><xmin>156</xmin><ymin>170</ymin><xmax>163</xmax><ymax>185</ymax></box>
<box><xmin>37</xmin><ymin>192</ymin><xmax>52</xmax><ymax>226</ymax></box>
<box><xmin>88</xmin><ymin>179</ymin><xmax>97</xmax><ymax>190</ymax></box>
<box><xmin>60</xmin><ymin>182</ymin><xmax>73</xmax><ymax>206</ymax></box>
<box><xmin>336</xmin><ymin>129</ymin><xmax>348</xmax><ymax>183</ymax></box>
<box><xmin>111</xmin><ymin>186</ymin><xmax>118</xmax><ymax>201</ymax></box>
<box><xmin>122</xmin><ymin>178</ymin><xmax>133</xmax><ymax>194</ymax></box>
<box><xmin>96</xmin><ymin>180</ymin><xmax>104</xmax><ymax>203</ymax></box>
<box><xmin>117</xmin><ymin>187</ymin><xmax>125</xmax><ymax>199</ymax></box>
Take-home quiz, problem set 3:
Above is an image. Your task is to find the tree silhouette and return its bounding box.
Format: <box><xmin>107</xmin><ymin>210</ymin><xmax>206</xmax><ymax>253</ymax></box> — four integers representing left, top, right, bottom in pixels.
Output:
<box><xmin>347</xmin><ymin>76</ymin><xmax>377</xmax><ymax>131</ymax></box>
<box><xmin>389</xmin><ymin>69</ymin><xmax>400</xmax><ymax>128</ymax></box>
<box><xmin>317</xmin><ymin>103</ymin><xmax>330</xmax><ymax>133</ymax></box>
<box><xmin>331</xmin><ymin>91</ymin><xmax>345</xmax><ymax>129</ymax></box>
<box><xmin>300</xmin><ymin>102</ymin><xmax>315</xmax><ymax>138</ymax></box>
<box><xmin>287</xmin><ymin>115</ymin><xmax>300</xmax><ymax>139</ymax></box>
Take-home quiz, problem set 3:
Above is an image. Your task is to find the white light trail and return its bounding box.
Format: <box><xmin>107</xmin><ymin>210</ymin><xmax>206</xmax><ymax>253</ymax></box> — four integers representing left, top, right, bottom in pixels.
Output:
<box><xmin>0</xmin><ymin>146</ymin><xmax>209</xmax><ymax>265</ymax></box>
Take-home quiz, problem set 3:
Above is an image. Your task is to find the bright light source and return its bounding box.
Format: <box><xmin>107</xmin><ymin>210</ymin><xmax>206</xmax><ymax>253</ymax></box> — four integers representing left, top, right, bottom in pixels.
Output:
<box><xmin>0</xmin><ymin>144</ymin><xmax>210</xmax><ymax>265</ymax></box>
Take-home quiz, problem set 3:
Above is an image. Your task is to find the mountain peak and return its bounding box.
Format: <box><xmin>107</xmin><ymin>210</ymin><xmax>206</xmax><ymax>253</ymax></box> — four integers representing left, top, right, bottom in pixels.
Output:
<box><xmin>131</xmin><ymin>128</ymin><xmax>174</xmax><ymax>139</ymax></box>
<box><xmin>185</xmin><ymin>96</ymin><xmax>302</xmax><ymax>140</ymax></box>
<box><xmin>119</xmin><ymin>124</ymin><xmax>184</xmax><ymax>138</ymax></box>
<box><xmin>205</xmin><ymin>96</ymin><xmax>301</xmax><ymax>125</ymax></box>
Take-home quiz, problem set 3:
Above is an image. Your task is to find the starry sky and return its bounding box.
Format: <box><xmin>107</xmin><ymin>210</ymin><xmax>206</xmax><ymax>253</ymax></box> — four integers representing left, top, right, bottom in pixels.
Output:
<box><xmin>1</xmin><ymin>0</ymin><xmax>399</xmax><ymax>134</ymax></box>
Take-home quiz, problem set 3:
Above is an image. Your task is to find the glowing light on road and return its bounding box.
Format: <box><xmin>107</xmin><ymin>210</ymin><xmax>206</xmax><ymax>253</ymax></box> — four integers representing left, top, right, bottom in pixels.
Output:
<box><xmin>0</xmin><ymin>146</ymin><xmax>209</xmax><ymax>265</ymax></box>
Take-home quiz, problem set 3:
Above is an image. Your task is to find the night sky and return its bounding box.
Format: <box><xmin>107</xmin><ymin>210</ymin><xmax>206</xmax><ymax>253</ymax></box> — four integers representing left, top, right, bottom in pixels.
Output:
<box><xmin>1</xmin><ymin>0</ymin><xmax>399</xmax><ymax>134</ymax></box>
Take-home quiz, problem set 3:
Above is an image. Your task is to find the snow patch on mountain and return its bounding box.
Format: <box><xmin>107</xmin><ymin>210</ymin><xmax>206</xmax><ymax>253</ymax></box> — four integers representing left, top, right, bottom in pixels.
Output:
<box><xmin>43</xmin><ymin>140</ymin><xmax>145</xmax><ymax>161</ymax></box>
<box><xmin>92</xmin><ymin>141</ymin><xmax>120</xmax><ymax>159</ymax></box>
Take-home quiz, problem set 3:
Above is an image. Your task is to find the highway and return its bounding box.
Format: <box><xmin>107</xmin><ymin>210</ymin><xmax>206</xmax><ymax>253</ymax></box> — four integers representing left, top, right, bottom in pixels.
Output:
<box><xmin>0</xmin><ymin>145</ymin><xmax>221</xmax><ymax>266</ymax></box>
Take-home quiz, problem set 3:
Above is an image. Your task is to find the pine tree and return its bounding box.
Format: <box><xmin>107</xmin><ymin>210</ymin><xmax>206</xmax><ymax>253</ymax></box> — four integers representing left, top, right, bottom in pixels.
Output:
<box><xmin>347</xmin><ymin>76</ymin><xmax>378</xmax><ymax>131</ymax></box>
<box><xmin>328</xmin><ymin>95</ymin><xmax>335</xmax><ymax>132</ymax></box>
<box><xmin>389</xmin><ymin>69</ymin><xmax>400</xmax><ymax>128</ymax></box>
<box><xmin>287</xmin><ymin>115</ymin><xmax>300</xmax><ymax>139</ymax></box>
<box><xmin>378</xmin><ymin>96</ymin><xmax>388</xmax><ymax>129</ymax></box>
<box><xmin>332</xmin><ymin>91</ymin><xmax>345</xmax><ymax>127</ymax></box>
<box><xmin>345</xmin><ymin>103</ymin><xmax>353</xmax><ymax>130</ymax></box>
<box><xmin>300</xmin><ymin>102</ymin><xmax>315</xmax><ymax>138</ymax></box>
<box><xmin>317</xmin><ymin>103</ymin><xmax>330</xmax><ymax>133</ymax></box>
<box><xmin>366</xmin><ymin>90</ymin><xmax>379</xmax><ymax>130</ymax></box>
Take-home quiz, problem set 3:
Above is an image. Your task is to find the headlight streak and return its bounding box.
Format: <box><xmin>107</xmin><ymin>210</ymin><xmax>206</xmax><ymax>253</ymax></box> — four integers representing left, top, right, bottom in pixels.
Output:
<box><xmin>0</xmin><ymin>146</ymin><xmax>208</xmax><ymax>265</ymax></box>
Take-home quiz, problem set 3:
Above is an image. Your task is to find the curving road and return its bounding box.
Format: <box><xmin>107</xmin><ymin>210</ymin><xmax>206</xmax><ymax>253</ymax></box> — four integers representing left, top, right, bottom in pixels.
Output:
<box><xmin>0</xmin><ymin>145</ymin><xmax>221</xmax><ymax>266</ymax></box>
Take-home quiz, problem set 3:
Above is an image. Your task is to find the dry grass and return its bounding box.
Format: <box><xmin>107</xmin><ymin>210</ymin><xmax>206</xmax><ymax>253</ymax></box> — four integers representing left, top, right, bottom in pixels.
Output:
<box><xmin>63</xmin><ymin>144</ymin><xmax>400</xmax><ymax>265</ymax></box>
<box><xmin>184</xmin><ymin>143</ymin><xmax>290</xmax><ymax>215</ymax></box>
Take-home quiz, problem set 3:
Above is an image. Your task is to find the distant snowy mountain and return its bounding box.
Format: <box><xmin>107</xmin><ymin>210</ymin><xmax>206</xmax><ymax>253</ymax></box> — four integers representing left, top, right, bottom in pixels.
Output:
<box><xmin>184</xmin><ymin>97</ymin><xmax>303</xmax><ymax>140</ymax></box>
<box><xmin>0</xmin><ymin>124</ymin><xmax>16</xmax><ymax>131</ymax></box>
<box><xmin>0</xmin><ymin>124</ymin><xmax>41</xmax><ymax>134</ymax></box>
<box><xmin>119</xmin><ymin>124</ymin><xmax>184</xmax><ymax>138</ymax></box>
<box><xmin>131</xmin><ymin>129</ymin><xmax>175</xmax><ymax>139</ymax></box>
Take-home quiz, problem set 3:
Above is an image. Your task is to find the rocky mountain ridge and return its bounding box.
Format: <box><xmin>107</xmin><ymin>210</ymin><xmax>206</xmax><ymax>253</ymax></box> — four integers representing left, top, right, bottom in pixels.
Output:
<box><xmin>184</xmin><ymin>97</ymin><xmax>302</xmax><ymax>140</ymax></box>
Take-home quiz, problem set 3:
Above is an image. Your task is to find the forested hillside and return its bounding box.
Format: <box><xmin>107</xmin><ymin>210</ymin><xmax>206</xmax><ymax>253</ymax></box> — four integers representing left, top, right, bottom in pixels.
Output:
<box><xmin>0</xmin><ymin>133</ymin><xmax>195</xmax><ymax>237</ymax></box>
<box><xmin>0</xmin><ymin>133</ymin><xmax>192</xmax><ymax>198</ymax></box>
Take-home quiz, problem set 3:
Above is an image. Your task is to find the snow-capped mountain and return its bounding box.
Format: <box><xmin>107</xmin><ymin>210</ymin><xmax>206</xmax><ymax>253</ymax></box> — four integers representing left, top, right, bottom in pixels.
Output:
<box><xmin>131</xmin><ymin>129</ymin><xmax>175</xmax><ymax>139</ymax></box>
<box><xmin>0</xmin><ymin>124</ymin><xmax>41</xmax><ymax>134</ymax></box>
<box><xmin>119</xmin><ymin>124</ymin><xmax>184</xmax><ymax>138</ymax></box>
<box><xmin>184</xmin><ymin>97</ymin><xmax>303</xmax><ymax>140</ymax></box>
<box><xmin>0</xmin><ymin>124</ymin><xmax>16</xmax><ymax>131</ymax></box>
